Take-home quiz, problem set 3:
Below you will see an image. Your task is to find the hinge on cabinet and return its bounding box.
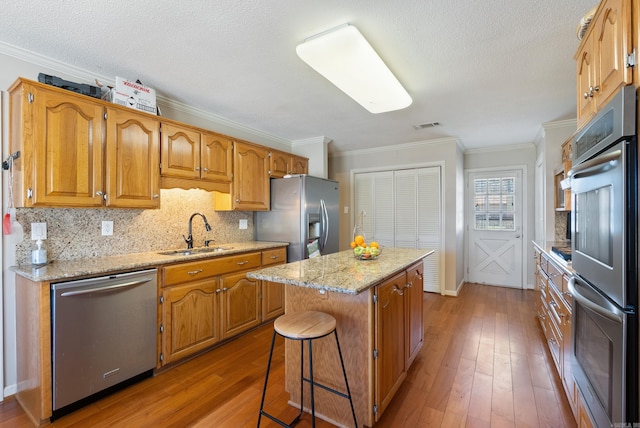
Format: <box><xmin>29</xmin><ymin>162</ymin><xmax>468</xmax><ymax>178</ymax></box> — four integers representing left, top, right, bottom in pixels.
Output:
<box><xmin>373</xmin><ymin>405</ymin><xmax>378</xmax><ymax>415</ymax></box>
<box><xmin>159</xmin><ymin>324</ymin><xmax>164</xmax><ymax>333</ymax></box>
<box><xmin>159</xmin><ymin>353</ymin><xmax>164</xmax><ymax>362</ymax></box>
<box><xmin>626</xmin><ymin>51</ymin><xmax>636</xmax><ymax>68</ymax></box>
<box><xmin>27</xmin><ymin>188</ymin><xmax>33</xmax><ymax>199</ymax></box>
<box><xmin>373</xmin><ymin>294</ymin><xmax>377</xmax><ymax>304</ymax></box>
<box><xmin>373</xmin><ymin>349</ymin><xmax>378</xmax><ymax>359</ymax></box>
<box><xmin>104</xmin><ymin>112</ymin><xmax>108</xmax><ymax>120</ymax></box>
<box><xmin>27</xmin><ymin>92</ymin><xmax>34</xmax><ymax>103</ymax></box>
<box><xmin>159</xmin><ymin>296</ymin><xmax>164</xmax><ymax>304</ymax></box>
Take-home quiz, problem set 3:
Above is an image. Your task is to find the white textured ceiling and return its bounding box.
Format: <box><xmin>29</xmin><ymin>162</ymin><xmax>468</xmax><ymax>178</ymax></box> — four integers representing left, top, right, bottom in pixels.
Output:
<box><xmin>0</xmin><ymin>0</ymin><xmax>598</xmax><ymax>153</ymax></box>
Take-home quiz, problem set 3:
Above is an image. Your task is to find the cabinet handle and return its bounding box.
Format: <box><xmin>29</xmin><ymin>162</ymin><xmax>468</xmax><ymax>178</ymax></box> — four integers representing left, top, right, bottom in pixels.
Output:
<box><xmin>590</xmin><ymin>85</ymin><xmax>600</xmax><ymax>94</ymax></box>
<box><xmin>196</xmin><ymin>166</ymin><xmax>201</xmax><ymax>171</ymax></box>
<box><xmin>235</xmin><ymin>199</ymin><xmax>240</xmax><ymax>203</ymax></box>
<box><xmin>203</xmin><ymin>167</ymin><xmax>209</xmax><ymax>172</ymax></box>
<box><xmin>216</xmin><ymin>289</ymin><xmax>221</xmax><ymax>293</ymax></box>
<box><xmin>222</xmin><ymin>287</ymin><xmax>228</xmax><ymax>292</ymax></box>
<box><xmin>187</xmin><ymin>269</ymin><xmax>203</xmax><ymax>275</ymax></box>
<box><xmin>270</xmin><ymin>255</ymin><xmax>279</xmax><ymax>259</ymax></box>
<box><xmin>392</xmin><ymin>286</ymin><xmax>404</xmax><ymax>296</ymax></box>
<box><xmin>406</xmin><ymin>281</ymin><xmax>412</xmax><ymax>288</ymax></box>
<box><xmin>583</xmin><ymin>92</ymin><xmax>590</xmax><ymax>99</ymax></box>
<box><xmin>236</xmin><ymin>261</ymin><xmax>249</xmax><ymax>266</ymax></box>
<box><xmin>96</xmin><ymin>191</ymin><xmax>104</xmax><ymax>196</ymax></box>
<box><xmin>153</xmin><ymin>194</ymin><xmax>159</xmax><ymax>199</ymax></box>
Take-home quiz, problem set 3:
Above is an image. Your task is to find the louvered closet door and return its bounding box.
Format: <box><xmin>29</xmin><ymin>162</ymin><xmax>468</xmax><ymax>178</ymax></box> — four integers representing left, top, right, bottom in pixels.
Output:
<box><xmin>354</xmin><ymin>167</ymin><xmax>442</xmax><ymax>293</ymax></box>
<box><xmin>395</xmin><ymin>168</ymin><xmax>441</xmax><ymax>293</ymax></box>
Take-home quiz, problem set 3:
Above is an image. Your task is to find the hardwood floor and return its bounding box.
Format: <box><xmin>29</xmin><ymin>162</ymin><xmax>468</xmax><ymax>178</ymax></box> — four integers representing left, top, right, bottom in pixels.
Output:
<box><xmin>0</xmin><ymin>283</ymin><xmax>576</xmax><ymax>427</ymax></box>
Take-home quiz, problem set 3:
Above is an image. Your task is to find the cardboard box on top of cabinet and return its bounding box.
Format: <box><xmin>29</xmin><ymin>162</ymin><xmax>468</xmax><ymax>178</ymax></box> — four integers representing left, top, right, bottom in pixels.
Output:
<box><xmin>103</xmin><ymin>77</ymin><xmax>157</xmax><ymax>114</ymax></box>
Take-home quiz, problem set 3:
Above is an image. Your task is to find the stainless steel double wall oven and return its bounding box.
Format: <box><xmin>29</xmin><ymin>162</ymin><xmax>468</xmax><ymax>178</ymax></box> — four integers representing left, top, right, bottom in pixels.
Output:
<box><xmin>569</xmin><ymin>84</ymin><xmax>638</xmax><ymax>427</ymax></box>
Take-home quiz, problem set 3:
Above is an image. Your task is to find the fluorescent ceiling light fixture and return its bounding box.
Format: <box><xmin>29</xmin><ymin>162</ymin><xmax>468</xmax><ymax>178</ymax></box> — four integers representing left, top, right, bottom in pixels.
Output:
<box><xmin>296</xmin><ymin>23</ymin><xmax>412</xmax><ymax>114</ymax></box>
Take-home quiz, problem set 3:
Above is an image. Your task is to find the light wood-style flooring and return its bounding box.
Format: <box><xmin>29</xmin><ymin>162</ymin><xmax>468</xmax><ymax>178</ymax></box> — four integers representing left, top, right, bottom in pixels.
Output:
<box><xmin>0</xmin><ymin>283</ymin><xmax>576</xmax><ymax>427</ymax></box>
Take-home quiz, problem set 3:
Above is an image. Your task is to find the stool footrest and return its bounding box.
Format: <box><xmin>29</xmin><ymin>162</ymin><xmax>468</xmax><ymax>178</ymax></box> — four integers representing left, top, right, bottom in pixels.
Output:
<box><xmin>258</xmin><ymin>409</ymin><xmax>301</xmax><ymax>428</ymax></box>
<box><xmin>302</xmin><ymin>377</ymin><xmax>351</xmax><ymax>400</ymax></box>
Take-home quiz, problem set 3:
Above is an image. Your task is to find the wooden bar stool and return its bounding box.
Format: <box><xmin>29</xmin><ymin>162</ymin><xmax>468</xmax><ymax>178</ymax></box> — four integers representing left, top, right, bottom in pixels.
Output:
<box><xmin>257</xmin><ymin>310</ymin><xmax>358</xmax><ymax>428</ymax></box>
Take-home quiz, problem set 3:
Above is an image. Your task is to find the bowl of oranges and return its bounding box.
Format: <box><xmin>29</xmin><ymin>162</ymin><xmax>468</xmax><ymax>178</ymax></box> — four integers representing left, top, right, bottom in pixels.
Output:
<box><xmin>350</xmin><ymin>235</ymin><xmax>381</xmax><ymax>260</ymax></box>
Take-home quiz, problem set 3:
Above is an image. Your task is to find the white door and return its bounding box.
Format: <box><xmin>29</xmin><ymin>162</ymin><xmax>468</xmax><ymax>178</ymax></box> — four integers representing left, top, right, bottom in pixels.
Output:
<box><xmin>467</xmin><ymin>169</ymin><xmax>523</xmax><ymax>288</ymax></box>
<box><xmin>354</xmin><ymin>166</ymin><xmax>443</xmax><ymax>293</ymax></box>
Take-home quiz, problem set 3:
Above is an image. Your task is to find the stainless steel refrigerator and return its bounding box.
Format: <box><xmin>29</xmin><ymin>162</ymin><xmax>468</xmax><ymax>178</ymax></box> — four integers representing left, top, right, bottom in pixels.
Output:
<box><xmin>255</xmin><ymin>175</ymin><xmax>339</xmax><ymax>262</ymax></box>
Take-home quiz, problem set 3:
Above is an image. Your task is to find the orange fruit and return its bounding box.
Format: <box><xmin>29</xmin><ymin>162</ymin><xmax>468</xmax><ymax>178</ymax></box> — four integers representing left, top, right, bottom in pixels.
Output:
<box><xmin>349</xmin><ymin>241</ymin><xmax>357</xmax><ymax>248</ymax></box>
<box><xmin>354</xmin><ymin>235</ymin><xmax>365</xmax><ymax>246</ymax></box>
<box><xmin>370</xmin><ymin>241</ymin><xmax>379</xmax><ymax>249</ymax></box>
<box><xmin>359</xmin><ymin>242</ymin><xmax>367</xmax><ymax>248</ymax></box>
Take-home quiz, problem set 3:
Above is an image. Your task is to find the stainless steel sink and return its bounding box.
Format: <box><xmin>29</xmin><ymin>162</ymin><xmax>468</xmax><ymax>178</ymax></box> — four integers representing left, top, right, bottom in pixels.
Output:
<box><xmin>158</xmin><ymin>247</ymin><xmax>233</xmax><ymax>256</ymax></box>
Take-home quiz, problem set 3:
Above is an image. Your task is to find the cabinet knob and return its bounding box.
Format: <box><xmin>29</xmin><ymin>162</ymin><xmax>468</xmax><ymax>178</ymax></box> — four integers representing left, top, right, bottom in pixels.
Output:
<box><xmin>153</xmin><ymin>194</ymin><xmax>159</xmax><ymax>199</ymax></box>
<box><xmin>203</xmin><ymin>167</ymin><xmax>209</xmax><ymax>172</ymax></box>
<box><xmin>96</xmin><ymin>191</ymin><xmax>104</xmax><ymax>196</ymax></box>
<box><xmin>583</xmin><ymin>92</ymin><xmax>590</xmax><ymax>99</ymax></box>
<box><xmin>196</xmin><ymin>166</ymin><xmax>201</xmax><ymax>171</ymax></box>
<box><xmin>222</xmin><ymin>287</ymin><xmax>228</xmax><ymax>292</ymax></box>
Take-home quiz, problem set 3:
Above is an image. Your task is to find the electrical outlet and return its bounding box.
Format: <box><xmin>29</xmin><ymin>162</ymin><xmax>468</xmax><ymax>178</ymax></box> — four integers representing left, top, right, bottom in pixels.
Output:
<box><xmin>239</xmin><ymin>219</ymin><xmax>248</xmax><ymax>230</ymax></box>
<box><xmin>344</xmin><ymin>206</ymin><xmax>349</xmax><ymax>214</ymax></box>
<box><xmin>31</xmin><ymin>222</ymin><xmax>47</xmax><ymax>240</ymax></box>
<box><xmin>101</xmin><ymin>221</ymin><xmax>114</xmax><ymax>236</ymax></box>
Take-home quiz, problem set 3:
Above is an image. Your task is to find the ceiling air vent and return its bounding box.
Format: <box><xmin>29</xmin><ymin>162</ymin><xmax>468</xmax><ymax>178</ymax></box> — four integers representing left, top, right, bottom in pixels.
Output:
<box><xmin>413</xmin><ymin>122</ymin><xmax>440</xmax><ymax>130</ymax></box>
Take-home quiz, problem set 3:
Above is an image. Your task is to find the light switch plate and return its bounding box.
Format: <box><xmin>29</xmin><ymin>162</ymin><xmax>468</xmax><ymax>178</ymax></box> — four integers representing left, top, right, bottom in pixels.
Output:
<box><xmin>31</xmin><ymin>222</ymin><xmax>47</xmax><ymax>240</ymax></box>
<box><xmin>239</xmin><ymin>219</ymin><xmax>248</xmax><ymax>230</ymax></box>
<box><xmin>102</xmin><ymin>221</ymin><xmax>114</xmax><ymax>236</ymax></box>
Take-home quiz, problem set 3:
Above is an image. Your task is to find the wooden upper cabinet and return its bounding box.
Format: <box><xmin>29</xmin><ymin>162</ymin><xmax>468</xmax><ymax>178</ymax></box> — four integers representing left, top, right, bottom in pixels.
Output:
<box><xmin>269</xmin><ymin>149</ymin><xmax>309</xmax><ymax>178</ymax></box>
<box><xmin>215</xmin><ymin>141</ymin><xmax>270</xmax><ymax>211</ymax></box>
<box><xmin>160</xmin><ymin>122</ymin><xmax>201</xmax><ymax>180</ymax></box>
<box><xmin>575</xmin><ymin>0</ymin><xmax>632</xmax><ymax>129</ymax></box>
<box><xmin>160</xmin><ymin>122</ymin><xmax>233</xmax><ymax>189</ymax></box>
<box><xmin>201</xmin><ymin>132</ymin><xmax>233</xmax><ymax>183</ymax></box>
<box><xmin>10</xmin><ymin>80</ymin><xmax>105</xmax><ymax>207</ymax></box>
<box><xmin>105</xmin><ymin>107</ymin><xmax>160</xmax><ymax>208</ymax></box>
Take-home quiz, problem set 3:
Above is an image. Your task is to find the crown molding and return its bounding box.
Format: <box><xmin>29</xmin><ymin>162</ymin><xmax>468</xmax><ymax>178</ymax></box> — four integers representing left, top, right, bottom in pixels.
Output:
<box><xmin>331</xmin><ymin>136</ymin><xmax>460</xmax><ymax>158</ymax></box>
<box><xmin>464</xmin><ymin>142</ymin><xmax>535</xmax><ymax>155</ymax></box>
<box><xmin>0</xmin><ymin>41</ymin><xmax>293</xmax><ymax>148</ymax></box>
<box><xmin>291</xmin><ymin>136</ymin><xmax>331</xmax><ymax>148</ymax></box>
<box><xmin>542</xmin><ymin>118</ymin><xmax>577</xmax><ymax>130</ymax></box>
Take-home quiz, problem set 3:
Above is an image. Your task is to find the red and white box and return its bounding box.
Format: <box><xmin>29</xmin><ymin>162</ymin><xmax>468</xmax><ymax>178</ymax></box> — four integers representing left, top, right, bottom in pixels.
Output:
<box><xmin>103</xmin><ymin>77</ymin><xmax>157</xmax><ymax>114</ymax></box>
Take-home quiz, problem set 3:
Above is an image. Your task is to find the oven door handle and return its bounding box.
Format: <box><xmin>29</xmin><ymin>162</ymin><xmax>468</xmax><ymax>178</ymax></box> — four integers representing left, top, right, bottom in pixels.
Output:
<box><xmin>567</xmin><ymin>149</ymin><xmax>622</xmax><ymax>179</ymax></box>
<box><xmin>567</xmin><ymin>277</ymin><xmax>623</xmax><ymax>324</ymax></box>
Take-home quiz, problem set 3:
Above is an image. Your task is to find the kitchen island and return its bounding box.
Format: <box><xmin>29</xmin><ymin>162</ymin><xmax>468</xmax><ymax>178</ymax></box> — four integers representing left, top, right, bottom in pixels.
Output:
<box><xmin>247</xmin><ymin>247</ymin><xmax>433</xmax><ymax>427</ymax></box>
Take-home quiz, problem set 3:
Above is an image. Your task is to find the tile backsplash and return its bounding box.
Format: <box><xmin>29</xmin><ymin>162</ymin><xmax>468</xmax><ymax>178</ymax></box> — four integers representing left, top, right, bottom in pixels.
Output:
<box><xmin>554</xmin><ymin>211</ymin><xmax>571</xmax><ymax>242</ymax></box>
<box><xmin>13</xmin><ymin>188</ymin><xmax>254</xmax><ymax>265</ymax></box>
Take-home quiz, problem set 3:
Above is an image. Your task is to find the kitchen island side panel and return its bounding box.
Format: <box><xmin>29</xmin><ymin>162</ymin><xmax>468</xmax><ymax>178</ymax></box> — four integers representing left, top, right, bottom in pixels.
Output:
<box><xmin>284</xmin><ymin>285</ymin><xmax>374</xmax><ymax>428</ymax></box>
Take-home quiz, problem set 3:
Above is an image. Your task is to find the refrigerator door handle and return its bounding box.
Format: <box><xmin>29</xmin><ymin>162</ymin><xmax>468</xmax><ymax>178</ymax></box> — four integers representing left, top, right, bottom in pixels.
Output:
<box><xmin>320</xmin><ymin>199</ymin><xmax>329</xmax><ymax>250</ymax></box>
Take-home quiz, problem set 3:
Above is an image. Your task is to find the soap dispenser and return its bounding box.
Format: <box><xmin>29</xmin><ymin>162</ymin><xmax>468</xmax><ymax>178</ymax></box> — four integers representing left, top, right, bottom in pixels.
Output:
<box><xmin>32</xmin><ymin>239</ymin><xmax>47</xmax><ymax>265</ymax></box>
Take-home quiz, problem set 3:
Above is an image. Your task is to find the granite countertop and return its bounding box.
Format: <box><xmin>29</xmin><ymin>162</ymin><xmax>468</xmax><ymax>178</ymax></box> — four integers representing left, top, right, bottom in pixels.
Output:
<box><xmin>11</xmin><ymin>241</ymin><xmax>289</xmax><ymax>282</ymax></box>
<box><xmin>246</xmin><ymin>247</ymin><xmax>434</xmax><ymax>295</ymax></box>
<box><xmin>532</xmin><ymin>240</ymin><xmax>575</xmax><ymax>275</ymax></box>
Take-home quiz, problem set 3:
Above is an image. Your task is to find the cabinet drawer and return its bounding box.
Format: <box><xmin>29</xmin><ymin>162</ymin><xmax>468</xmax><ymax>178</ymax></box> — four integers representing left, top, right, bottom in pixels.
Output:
<box><xmin>262</xmin><ymin>247</ymin><xmax>287</xmax><ymax>266</ymax></box>
<box><xmin>540</xmin><ymin>254</ymin><xmax>549</xmax><ymax>275</ymax></box>
<box><xmin>163</xmin><ymin>252</ymin><xmax>261</xmax><ymax>286</ymax></box>
<box><xmin>546</xmin><ymin>259</ymin><xmax>562</xmax><ymax>289</ymax></box>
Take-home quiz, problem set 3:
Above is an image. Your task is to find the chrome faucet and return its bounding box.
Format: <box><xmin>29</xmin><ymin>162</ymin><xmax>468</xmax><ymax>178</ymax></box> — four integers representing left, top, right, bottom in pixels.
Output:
<box><xmin>183</xmin><ymin>213</ymin><xmax>212</xmax><ymax>249</ymax></box>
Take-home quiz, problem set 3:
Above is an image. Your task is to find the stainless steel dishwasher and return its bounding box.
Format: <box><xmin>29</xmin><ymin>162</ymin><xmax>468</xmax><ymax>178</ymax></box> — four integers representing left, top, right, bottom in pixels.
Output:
<box><xmin>51</xmin><ymin>269</ymin><xmax>157</xmax><ymax>417</ymax></box>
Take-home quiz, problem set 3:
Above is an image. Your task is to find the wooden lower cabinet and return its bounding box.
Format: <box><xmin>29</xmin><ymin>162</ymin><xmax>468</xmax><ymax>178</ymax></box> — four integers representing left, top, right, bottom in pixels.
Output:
<box><xmin>261</xmin><ymin>280</ymin><xmax>284</xmax><ymax>321</ymax></box>
<box><xmin>375</xmin><ymin>271</ymin><xmax>408</xmax><ymax>417</ymax></box>
<box><xmin>406</xmin><ymin>263</ymin><xmax>424</xmax><ymax>367</ymax></box>
<box><xmin>220</xmin><ymin>272</ymin><xmax>261</xmax><ymax>339</ymax></box>
<box><xmin>159</xmin><ymin>247</ymin><xmax>286</xmax><ymax>367</ymax></box>
<box><xmin>283</xmin><ymin>260</ymin><xmax>424</xmax><ymax>427</ymax></box>
<box><xmin>161</xmin><ymin>280</ymin><xmax>221</xmax><ymax>365</ymax></box>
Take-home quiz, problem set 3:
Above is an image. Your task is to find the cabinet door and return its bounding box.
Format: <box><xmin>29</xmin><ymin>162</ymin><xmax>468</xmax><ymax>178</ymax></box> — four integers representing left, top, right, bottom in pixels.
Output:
<box><xmin>201</xmin><ymin>132</ymin><xmax>233</xmax><ymax>183</ymax></box>
<box><xmin>160</xmin><ymin>122</ymin><xmax>201</xmax><ymax>179</ymax></box>
<box><xmin>290</xmin><ymin>155</ymin><xmax>308</xmax><ymax>175</ymax></box>
<box><xmin>576</xmin><ymin>40</ymin><xmax>597</xmax><ymax>128</ymax></box>
<box><xmin>261</xmin><ymin>280</ymin><xmax>284</xmax><ymax>321</ymax></box>
<box><xmin>375</xmin><ymin>271</ymin><xmax>407</xmax><ymax>420</ymax></box>
<box><xmin>220</xmin><ymin>271</ymin><xmax>261</xmax><ymax>339</ymax></box>
<box><xmin>269</xmin><ymin>150</ymin><xmax>290</xmax><ymax>178</ymax></box>
<box><xmin>161</xmin><ymin>280</ymin><xmax>220</xmax><ymax>366</ymax></box>
<box><xmin>562</xmin><ymin>309</ymin><xmax>577</xmax><ymax>417</ymax></box>
<box><xmin>30</xmin><ymin>84</ymin><xmax>105</xmax><ymax>207</ymax></box>
<box><xmin>406</xmin><ymin>263</ymin><xmax>423</xmax><ymax>367</ymax></box>
<box><xmin>232</xmin><ymin>141</ymin><xmax>270</xmax><ymax>211</ymax></box>
<box><xmin>105</xmin><ymin>108</ymin><xmax>160</xmax><ymax>208</ymax></box>
<box><xmin>593</xmin><ymin>0</ymin><xmax>632</xmax><ymax>109</ymax></box>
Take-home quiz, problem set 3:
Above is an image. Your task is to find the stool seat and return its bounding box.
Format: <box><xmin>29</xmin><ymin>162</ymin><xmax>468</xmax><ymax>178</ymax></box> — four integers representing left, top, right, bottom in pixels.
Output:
<box><xmin>274</xmin><ymin>311</ymin><xmax>336</xmax><ymax>339</ymax></box>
